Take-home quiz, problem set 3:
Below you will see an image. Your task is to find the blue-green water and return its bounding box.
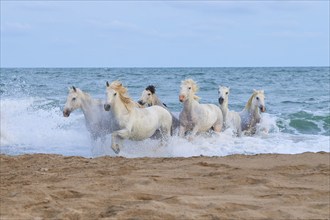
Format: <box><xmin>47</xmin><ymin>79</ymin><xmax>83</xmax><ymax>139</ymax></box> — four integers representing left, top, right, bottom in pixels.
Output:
<box><xmin>0</xmin><ymin>67</ymin><xmax>329</xmax><ymax>157</ymax></box>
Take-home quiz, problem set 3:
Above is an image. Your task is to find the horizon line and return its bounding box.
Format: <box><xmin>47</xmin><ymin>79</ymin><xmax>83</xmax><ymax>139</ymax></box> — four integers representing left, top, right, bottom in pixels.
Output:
<box><xmin>1</xmin><ymin>65</ymin><xmax>329</xmax><ymax>69</ymax></box>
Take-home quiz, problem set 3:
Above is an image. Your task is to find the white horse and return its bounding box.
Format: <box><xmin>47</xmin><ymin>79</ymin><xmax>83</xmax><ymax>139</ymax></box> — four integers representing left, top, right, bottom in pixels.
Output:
<box><xmin>218</xmin><ymin>86</ymin><xmax>242</xmax><ymax>136</ymax></box>
<box><xmin>63</xmin><ymin>86</ymin><xmax>118</xmax><ymax>141</ymax></box>
<box><xmin>138</xmin><ymin>85</ymin><xmax>180</xmax><ymax>133</ymax></box>
<box><xmin>239</xmin><ymin>89</ymin><xmax>266</xmax><ymax>135</ymax></box>
<box><xmin>179</xmin><ymin>79</ymin><xmax>223</xmax><ymax>138</ymax></box>
<box><xmin>104</xmin><ymin>81</ymin><xmax>172</xmax><ymax>154</ymax></box>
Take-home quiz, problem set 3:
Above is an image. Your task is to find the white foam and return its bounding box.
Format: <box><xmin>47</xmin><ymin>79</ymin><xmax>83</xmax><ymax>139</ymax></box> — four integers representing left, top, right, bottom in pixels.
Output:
<box><xmin>1</xmin><ymin>98</ymin><xmax>91</xmax><ymax>156</ymax></box>
<box><xmin>1</xmin><ymin>98</ymin><xmax>329</xmax><ymax>158</ymax></box>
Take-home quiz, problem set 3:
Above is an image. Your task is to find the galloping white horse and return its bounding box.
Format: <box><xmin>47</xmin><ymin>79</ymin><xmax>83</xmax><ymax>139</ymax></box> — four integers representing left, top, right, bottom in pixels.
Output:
<box><xmin>138</xmin><ymin>85</ymin><xmax>180</xmax><ymax>133</ymax></box>
<box><xmin>179</xmin><ymin>79</ymin><xmax>223</xmax><ymax>137</ymax></box>
<box><xmin>104</xmin><ymin>81</ymin><xmax>172</xmax><ymax>154</ymax></box>
<box><xmin>239</xmin><ymin>89</ymin><xmax>266</xmax><ymax>135</ymax></box>
<box><xmin>63</xmin><ymin>86</ymin><xmax>118</xmax><ymax>141</ymax></box>
<box><xmin>218</xmin><ymin>86</ymin><xmax>241</xmax><ymax>136</ymax></box>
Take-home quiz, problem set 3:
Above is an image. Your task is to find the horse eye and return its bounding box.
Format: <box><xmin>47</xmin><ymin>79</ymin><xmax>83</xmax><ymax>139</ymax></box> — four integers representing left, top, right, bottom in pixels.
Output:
<box><xmin>226</xmin><ymin>92</ymin><xmax>228</xmax><ymax>95</ymax></box>
<box><xmin>148</xmin><ymin>93</ymin><xmax>151</xmax><ymax>96</ymax></box>
<box><xmin>256</xmin><ymin>97</ymin><xmax>259</xmax><ymax>100</ymax></box>
<box><xmin>72</xmin><ymin>97</ymin><xmax>76</xmax><ymax>101</ymax></box>
<box><xmin>114</xmin><ymin>93</ymin><xmax>117</xmax><ymax>96</ymax></box>
<box><xmin>188</xmin><ymin>87</ymin><xmax>191</xmax><ymax>90</ymax></box>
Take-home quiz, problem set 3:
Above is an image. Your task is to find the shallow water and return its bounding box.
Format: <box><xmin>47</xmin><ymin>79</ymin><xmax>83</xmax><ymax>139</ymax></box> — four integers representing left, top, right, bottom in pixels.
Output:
<box><xmin>1</xmin><ymin>67</ymin><xmax>329</xmax><ymax>157</ymax></box>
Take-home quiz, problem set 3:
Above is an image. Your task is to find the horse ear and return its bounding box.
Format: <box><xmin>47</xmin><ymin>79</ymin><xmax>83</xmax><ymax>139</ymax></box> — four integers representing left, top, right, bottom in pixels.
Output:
<box><xmin>260</xmin><ymin>90</ymin><xmax>264</xmax><ymax>93</ymax></box>
<box><xmin>72</xmin><ymin>86</ymin><xmax>77</xmax><ymax>92</ymax></box>
<box><xmin>253</xmin><ymin>89</ymin><xmax>257</xmax><ymax>93</ymax></box>
<box><xmin>106</xmin><ymin>81</ymin><xmax>109</xmax><ymax>87</ymax></box>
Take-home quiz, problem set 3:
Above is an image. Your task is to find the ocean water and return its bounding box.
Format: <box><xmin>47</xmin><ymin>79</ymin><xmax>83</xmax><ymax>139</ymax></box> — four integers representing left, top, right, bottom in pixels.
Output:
<box><xmin>1</xmin><ymin>67</ymin><xmax>329</xmax><ymax>158</ymax></box>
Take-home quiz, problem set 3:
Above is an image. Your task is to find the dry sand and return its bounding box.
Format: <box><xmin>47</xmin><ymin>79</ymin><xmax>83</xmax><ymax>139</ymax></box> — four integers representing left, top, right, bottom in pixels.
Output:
<box><xmin>0</xmin><ymin>152</ymin><xmax>329</xmax><ymax>219</ymax></box>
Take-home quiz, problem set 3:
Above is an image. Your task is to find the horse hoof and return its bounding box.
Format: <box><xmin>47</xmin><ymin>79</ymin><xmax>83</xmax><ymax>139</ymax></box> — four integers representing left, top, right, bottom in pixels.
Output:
<box><xmin>187</xmin><ymin>136</ymin><xmax>194</xmax><ymax>142</ymax></box>
<box><xmin>112</xmin><ymin>148</ymin><xmax>120</xmax><ymax>154</ymax></box>
<box><xmin>111</xmin><ymin>145</ymin><xmax>120</xmax><ymax>154</ymax></box>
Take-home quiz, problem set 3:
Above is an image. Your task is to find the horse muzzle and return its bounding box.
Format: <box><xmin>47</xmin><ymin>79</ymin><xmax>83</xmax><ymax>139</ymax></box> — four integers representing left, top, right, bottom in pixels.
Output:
<box><xmin>260</xmin><ymin>105</ymin><xmax>266</xmax><ymax>112</ymax></box>
<box><xmin>218</xmin><ymin>97</ymin><xmax>224</xmax><ymax>105</ymax></box>
<box><xmin>63</xmin><ymin>110</ymin><xmax>71</xmax><ymax>117</ymax></box>
<box><xmin>104</xmin><ymin>104</ymin><xmax>111</xmax><ymax>111</ymax></box>
<box><xmin>137</xmin><ymin>100</ymin><xmax>145</xmax><ymax>106</ymax></box>
<box><xmin>179</xmin><ymin>95</ymin><xmax>185</xmax><ymax>102</ymax></box>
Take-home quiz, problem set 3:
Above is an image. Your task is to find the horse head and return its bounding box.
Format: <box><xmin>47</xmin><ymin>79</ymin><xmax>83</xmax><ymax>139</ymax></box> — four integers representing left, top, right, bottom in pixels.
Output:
<box><xmin>218</xmin><ymin>86</ymin><xmax>230</xmax><ymax>105</ymax></box>
<box><xmin>138</xmin><ymin>85</ymin><xmax>156</xmax><ymax>106</ymax></box>
<box><xmin>104</xmin><ymin>81</ymin><xmax>118</xmax><ymax>111</ymax></box>
<box><xmin>105</xmin><ymin>81</ymin><xmax>134</xmax><ymax>112</ymax></box>
<box><xmin>63</xmin><ymin>86</ymin><xmax>82</xmax><ymax>117</ymax></box>
<box><xmin>249</xmin><ymin>90</ymin><xmax>266</xmax><ymax>113</ymax></box>
<box><xmin>179</xmin><ymin>79</ymin><xmax>199</xmax><ymax>102</ymax></box>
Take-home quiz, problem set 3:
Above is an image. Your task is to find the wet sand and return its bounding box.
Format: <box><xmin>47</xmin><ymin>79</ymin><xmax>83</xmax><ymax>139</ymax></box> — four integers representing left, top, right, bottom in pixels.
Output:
<box><xmin>0</xmin><ymin>152</ymin><xmax>329</xmax><ymax>219</ymax></box>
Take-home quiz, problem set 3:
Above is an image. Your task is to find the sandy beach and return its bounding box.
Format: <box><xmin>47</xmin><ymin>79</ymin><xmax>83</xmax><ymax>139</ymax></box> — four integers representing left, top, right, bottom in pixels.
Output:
<box><xmin>0</xmin><ymin>152</ymin><xmax>329</xmax><ymax>219</ymax></box>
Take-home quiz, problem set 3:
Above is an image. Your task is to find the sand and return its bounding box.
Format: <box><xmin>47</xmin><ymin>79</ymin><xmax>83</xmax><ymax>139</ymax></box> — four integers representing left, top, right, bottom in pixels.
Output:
<box><xmin>0</xmin><ymin>152</ymin><xmax>329</xmax><ymax>219</ymax></box>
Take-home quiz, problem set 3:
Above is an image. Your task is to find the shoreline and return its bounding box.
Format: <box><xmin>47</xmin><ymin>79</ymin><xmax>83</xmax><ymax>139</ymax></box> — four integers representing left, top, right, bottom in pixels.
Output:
<box><xmin>1</xmin><ymin>152</ymin><xmax>329</xmax><ymax>219</ymax></box>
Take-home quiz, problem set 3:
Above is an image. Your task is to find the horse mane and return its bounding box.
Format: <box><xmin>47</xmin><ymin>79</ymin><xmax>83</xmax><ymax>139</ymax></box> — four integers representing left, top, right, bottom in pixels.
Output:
<box><xmin>245</xmin><ymin>90</ymin><xmax>264</xmax><ymax>110</ymax></box>
<box><xmin>109</xmin><ymin>81</ymin><xmax>135</xmax><ymax>111</ymax></box>
<box><xmin>146</xmin><ymin>85</ymin><xmax>156</xmax><ymax>94</ymax></box>
<box><xmin>182</xmin><ymin>79</ymin><xmax>200</xmax><ymax>101</ymax></box>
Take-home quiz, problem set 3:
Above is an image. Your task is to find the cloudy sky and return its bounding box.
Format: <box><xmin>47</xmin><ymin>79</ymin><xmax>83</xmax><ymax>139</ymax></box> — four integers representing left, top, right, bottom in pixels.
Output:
<box><xmin>1</xmin><ymin>1</ymin><xmax>329</xmax><ymax>67</ymax></box>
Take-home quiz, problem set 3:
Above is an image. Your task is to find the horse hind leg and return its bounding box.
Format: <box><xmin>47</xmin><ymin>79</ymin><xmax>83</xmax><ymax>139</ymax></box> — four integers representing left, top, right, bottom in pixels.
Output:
<box><xmin>100</xmin><ymin>134</ymin><xmax>107</xmax><ymax>144</ymax></box>
<box><xmin>160</xmin><ymin>127</ymin><xmax>170</xmax><ymax>141</ymax></box>
<box><xmin>212</xmin><ymin>122</ymin><xmax>222</xmax><ymax>133</ymax></box>
<box><xmin>90</xmin><ymin>131</ymin><xmax>98</xmax><ymax>142</ymax></box>
<box><xmin>150</xmin><ymin>129</ymin><xmax>163</xmax><ymax>139</ymax></box>
<box><xmin>236</xmin><ymin>123</ymin><xmax>242</xmax><ymax>137</ymax></box>
<box><xmin>159</xmin><ymin>123</ymin><xmax>171</xmax><ymax>145</ymax></box>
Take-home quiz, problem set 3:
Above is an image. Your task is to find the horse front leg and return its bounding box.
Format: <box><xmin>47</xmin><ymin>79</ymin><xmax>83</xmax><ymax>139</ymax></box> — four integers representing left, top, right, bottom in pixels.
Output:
<box><xmin>111</xmin><ymin>129</ymin><xmax>130</xmax><ymax>154</ymax></box>
<box><xmin>236</xmin><ymin>127</ymin><xmax>242</xmax><ymax>137</ymax></box>
<box><xmin>186</xmin><ymin>125</ymin><xmax>200</xmax><ymax>141</ymax></box>
<box><xmin>191</xmin><ymin>124</ymin><xmax>201</xmax><ymax>136</ymax></box>
<box><xmin>179</xmin><ymin>125</ymin><xmax>186</xmax><ymax>137</ymax></box>
<box><xmin>111</xmin><ymin>132</ymin><xmax>121</xmax><ymax>154</ymax></box>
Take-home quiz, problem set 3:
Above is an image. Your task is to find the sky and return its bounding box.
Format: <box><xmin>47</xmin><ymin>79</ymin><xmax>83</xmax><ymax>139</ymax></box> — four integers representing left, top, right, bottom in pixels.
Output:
<box><xmin>1</xmin><ymin>1</ymin><xmax>329</xmax><ymax>67</ymax></box>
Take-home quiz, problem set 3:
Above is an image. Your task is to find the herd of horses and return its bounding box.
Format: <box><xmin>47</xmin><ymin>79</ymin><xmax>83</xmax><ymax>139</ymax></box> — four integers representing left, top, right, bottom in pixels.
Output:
<box><xmin>63</xmin><ymin>79</ymin><xmax>266</xmax><ymax>154</ymax></box>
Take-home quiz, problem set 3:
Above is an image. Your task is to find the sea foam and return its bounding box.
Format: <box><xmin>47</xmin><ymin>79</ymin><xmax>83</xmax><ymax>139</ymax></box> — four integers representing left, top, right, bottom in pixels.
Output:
<box><xmin>2</xmin><ymin>97</ymin><xmax>328</xmax><ymax>158</ymax></box>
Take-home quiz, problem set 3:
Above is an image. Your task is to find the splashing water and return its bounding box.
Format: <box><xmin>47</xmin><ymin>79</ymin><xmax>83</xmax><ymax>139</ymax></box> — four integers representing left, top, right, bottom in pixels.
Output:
<box><xmin>1</xmin><ymin>67</ymin><xmax>329</xmax><ymax>157</ymax></box>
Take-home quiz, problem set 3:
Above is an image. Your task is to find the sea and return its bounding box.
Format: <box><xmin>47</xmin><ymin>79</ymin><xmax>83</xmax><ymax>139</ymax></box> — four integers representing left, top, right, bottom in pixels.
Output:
<box><xmin>0</xmin><ymin>67</ymin><xmax>329</xmax><ymax>158</ymax></box>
